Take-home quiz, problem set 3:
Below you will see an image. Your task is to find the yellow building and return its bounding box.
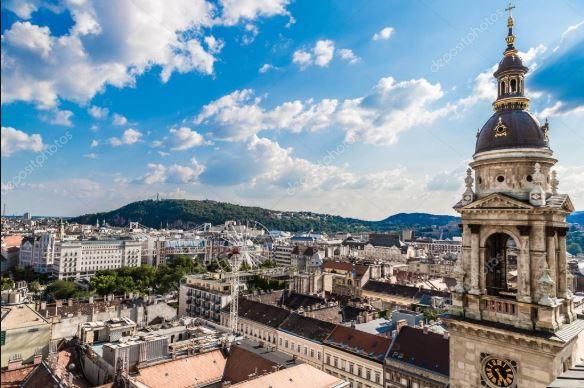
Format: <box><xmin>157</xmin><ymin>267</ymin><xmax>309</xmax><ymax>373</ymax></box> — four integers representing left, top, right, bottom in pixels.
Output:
<box><xmin>1</xmin><ymin>304</ymin><xmax>51</xmax><ymax>369</ymax></box>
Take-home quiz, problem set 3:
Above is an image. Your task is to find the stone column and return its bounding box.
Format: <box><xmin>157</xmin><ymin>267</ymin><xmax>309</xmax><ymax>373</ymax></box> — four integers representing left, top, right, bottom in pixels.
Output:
<box><xmin>530</xmin><ymin>223</ymin><xmax>546</xmax><ymax>302</ymax></box>
<box><xmin>479</xmin><ymin>247</ymin><xmax>486</xmax><ymax>294</ymax></box>
<box><xmin>516</xmin><ymin>226</ymin><xmax>531</xmax><ymax>303</ymax></box>
<box><xmin>556</xmin><ymin>228</ymin><xmax>568</xmax><ymax>298</ymax></box>
<box><xmin>469</xmin><ymin>224</ymin><xmax>480</xmax><ymax>295</ymax></box>
<box><xmin>546</xmin><ymin>227</ymin><xmax>557</xmax><ymax>299</ymax></box>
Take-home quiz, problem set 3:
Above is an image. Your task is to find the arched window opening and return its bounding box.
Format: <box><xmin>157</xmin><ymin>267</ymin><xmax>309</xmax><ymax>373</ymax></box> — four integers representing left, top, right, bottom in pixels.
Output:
<box><xmin>510</xmin><ymin>79</ymin><xmax>517</xmax><ymax>93</ymax></box>
<box><xmin>500</xmin><ymin>81</ymin><xmax>506</xmax><ymax>95</ymax></box>
<box><xmin>485</xmin><ymin>233</ymin><xmax>518</xmax><ymax>298</ymax></box>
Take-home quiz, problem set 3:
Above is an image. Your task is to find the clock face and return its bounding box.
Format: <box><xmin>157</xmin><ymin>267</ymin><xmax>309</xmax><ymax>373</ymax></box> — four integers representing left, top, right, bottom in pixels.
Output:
<box><xmin>482</xmin><ymin>358</ymin><xmax>516</xmax><ymax>387</ymax></box>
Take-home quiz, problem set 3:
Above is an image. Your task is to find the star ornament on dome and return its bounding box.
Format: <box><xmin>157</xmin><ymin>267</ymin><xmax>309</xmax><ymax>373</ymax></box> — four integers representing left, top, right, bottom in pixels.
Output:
<box><xmin>493</xmin><ymin>117</ymin><xmax>508</xmax><ymax>137</ymax></box>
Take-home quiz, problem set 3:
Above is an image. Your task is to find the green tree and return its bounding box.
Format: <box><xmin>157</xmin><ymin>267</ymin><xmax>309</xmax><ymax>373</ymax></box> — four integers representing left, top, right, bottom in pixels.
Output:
<box><xmin>28</xmin><ymin>281</ymin><xmax>41</xmax><ymax>293</ymax></box>
<box><xmin>44</xmin><ymin>280</ymin><xmax>81</xmax><ymax>300</ymax></box>
<box><xmin>1</xmin><ymin>276</ymin><xmax>13</xmax><ymax>290</ymax></box>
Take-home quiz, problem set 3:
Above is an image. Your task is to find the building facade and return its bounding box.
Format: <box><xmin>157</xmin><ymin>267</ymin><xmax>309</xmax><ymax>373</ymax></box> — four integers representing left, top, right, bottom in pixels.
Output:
<box><xmin>445</xmin><ymin>8</ymin><xmax>584</xmax><ymax>388</ymax></box>
<box><xmin>178</xmin><ymin>275</ymin><xmax>232</xmax><ymax>322</ymax></box>
<box><xmin>53</xmin><ymin>239</ymin><xmax>142</xmax><ymax>280</ymax></box>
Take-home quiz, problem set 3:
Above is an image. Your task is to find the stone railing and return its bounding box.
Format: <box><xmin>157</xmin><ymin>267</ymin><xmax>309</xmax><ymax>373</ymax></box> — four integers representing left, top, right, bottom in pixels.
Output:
<box><xmin>483</xmin><ymin>297</ymin><xmax>517</xmax><ymax>316</ymax></box>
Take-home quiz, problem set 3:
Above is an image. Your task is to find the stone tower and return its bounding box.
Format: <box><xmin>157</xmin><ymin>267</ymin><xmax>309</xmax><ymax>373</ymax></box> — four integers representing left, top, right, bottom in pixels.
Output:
<box><xmin>445</xmin><ymin>4</ymin><xmax>584</xmax><ymax>388</ymax></box>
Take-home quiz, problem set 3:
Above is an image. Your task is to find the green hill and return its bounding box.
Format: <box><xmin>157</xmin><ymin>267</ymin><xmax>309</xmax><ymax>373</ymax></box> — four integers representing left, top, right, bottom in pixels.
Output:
<box><xmin>71</xmin><ymin>199</ymin><xmax>459</xmax><ymax>233</ymax></box>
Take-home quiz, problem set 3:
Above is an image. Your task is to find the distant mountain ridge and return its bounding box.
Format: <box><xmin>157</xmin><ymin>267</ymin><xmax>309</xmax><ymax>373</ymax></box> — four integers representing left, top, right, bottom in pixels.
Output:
<box><xmin>71</xmin><ymin>199</ymin><xmax>460</xmax><ymax>233</ymax></box>
<box><xmin>71</xmin><ymin>199</ymin><xmax>583</xmax><ymax>233</ymax></box>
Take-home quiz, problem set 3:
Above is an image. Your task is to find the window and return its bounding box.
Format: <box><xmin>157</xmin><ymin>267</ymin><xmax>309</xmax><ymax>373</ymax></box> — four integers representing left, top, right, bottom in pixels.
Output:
<box><xmin>279</xmin><ymin>338</ymin><xmax>283</xmax><ymax>346</ymax></box>
<box><xmin>285</xmin><ymin>340</ymin><xmax>288</xmax><ymax>348</ymax></box>
<box><xmin>317</xmin><ymin>351</ymin><xmax>321</xmax><ymax>360</ymax></box>
<box><xmin>349</xmin><ymin>363</ymin><xmax>354</xmax><ymax>374</ymax></box>
<box><xmin>304</xmin><ymin>346</ymin><xmax>307</xmax><ymax>355</ymax></box>
<box><xmin>326</xmin><ymin>355</ymin><xmax>331</xmax><ymax>365</ymax></box>
<box><xmin>366</xmin><ymin>369</ymin><xmax>371</xmax><ymax>380</ymax></box>
<box><xmin>375</xmin><ymin>372</ymin><xmax>380</xmax><ymax>384</ymax></box>
<box><xmin>357</xmin><ymin>366</ymin><xmax>362</xmax><ymax>377</ymax></box>
<box><xmin>333</xmin><ymin>357</ymin><xmax>338</xmax><ymax>368</ymax></box>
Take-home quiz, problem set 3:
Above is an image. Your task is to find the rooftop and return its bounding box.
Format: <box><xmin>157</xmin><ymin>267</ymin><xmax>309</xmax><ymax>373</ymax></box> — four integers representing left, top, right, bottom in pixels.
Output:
<box><xmin>238</xmin><ymin>298</ymin><xmax>291</xmax><ymax>328</ymax></box>
<box><xmin>1</xmin><ymin>304</ymin><xmax>50</xmax><ymax>330</ymax></box>
<box><xmin>387</xmin><ymin>326</ymin><xmax>449</xmax><ymax>377</ymax></box>
<box><xmin>231</xmin><ymin>363</ymin><xmax>347</xmax><ymax>388</ymax></box>
<box><xmin>324</xmin><ymin>325</ymin><xmax>392</xmax><ymax>362</ymax></box>
<box><xmin>278</xmin><ymin>313</ymin><xmax>337</xmax><ymax>343</ymax></box>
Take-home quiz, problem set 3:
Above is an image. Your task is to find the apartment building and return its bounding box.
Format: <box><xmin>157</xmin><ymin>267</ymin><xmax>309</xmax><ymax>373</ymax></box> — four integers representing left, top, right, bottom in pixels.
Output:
<box><xmin>19</xmin><ymin>233</ymin><xmax>57</xmax><ymax>273</ymax></box>
<box><xmin>53</xmin><ymin>239</ymin><xmax>142</xmax><ymax>280</ymax></box>
<box><xmin>178</xmin><ymin>275</ymin><xmax>233</xmax><ymax>322</ymax></box>
<box><xmin>323</xmin><ymin>325</ymin><xmax>392</xmax><ymax>388</ymax></box>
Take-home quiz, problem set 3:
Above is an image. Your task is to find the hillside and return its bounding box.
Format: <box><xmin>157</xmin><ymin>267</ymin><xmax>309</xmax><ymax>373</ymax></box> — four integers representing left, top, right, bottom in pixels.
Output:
<box><xmin>71</xmin><ymin>199</ymin><xmax>459</xmax><ymax>233</ymax></box>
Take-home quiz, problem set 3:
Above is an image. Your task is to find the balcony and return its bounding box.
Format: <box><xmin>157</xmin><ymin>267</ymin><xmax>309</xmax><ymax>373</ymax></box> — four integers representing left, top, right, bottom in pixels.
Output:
<box><xmin>483</xmin><ymin>298</ymin><xmax>517</xmax><ymax>316</ymax></box>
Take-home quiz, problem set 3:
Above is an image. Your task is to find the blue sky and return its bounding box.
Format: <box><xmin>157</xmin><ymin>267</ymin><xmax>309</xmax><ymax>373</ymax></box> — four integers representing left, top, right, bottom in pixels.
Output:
<box><xmin>1</xmin><ymin>0</ymin><xmax>583</xmax><ymax>219</ymax></box>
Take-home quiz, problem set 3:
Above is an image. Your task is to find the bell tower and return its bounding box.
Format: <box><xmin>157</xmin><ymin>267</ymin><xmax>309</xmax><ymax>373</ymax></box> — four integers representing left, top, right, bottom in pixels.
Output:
<box><xmin>445</xmin><ymin>3</ymin><xmax>584</xmax><ymax>388</ymax></box>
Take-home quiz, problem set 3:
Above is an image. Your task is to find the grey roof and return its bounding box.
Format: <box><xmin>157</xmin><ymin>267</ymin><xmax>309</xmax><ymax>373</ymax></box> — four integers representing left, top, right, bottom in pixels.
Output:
<box><xmin>547</xmin><ymin>364</ymin><xmax>584</xmax><ymax>387</ymax></box>
<box><xmin>475</xmin><ymin>109</ymin><xmax>547</xmax><ymax>154</ymax></box>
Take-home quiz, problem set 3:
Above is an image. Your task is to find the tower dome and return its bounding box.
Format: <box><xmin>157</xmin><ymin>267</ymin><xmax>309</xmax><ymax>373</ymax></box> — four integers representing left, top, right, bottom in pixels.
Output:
<box><xmin>474</xmin><ymin>5</ymin><xmax>549</xmax><ymax>156</ymax></box>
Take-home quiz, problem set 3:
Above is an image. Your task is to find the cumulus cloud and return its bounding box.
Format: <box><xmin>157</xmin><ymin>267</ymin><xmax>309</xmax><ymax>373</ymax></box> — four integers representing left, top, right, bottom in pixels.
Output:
<box><xmin>1</xmin><ymin>0</ymin><xmax>293</xmax><ymax>108</ymax></box>
<box><xmin>112</xmin><ymin>113</ymin><xmax>128</xmax><ymax>126</ymax></box>
<box><xmin>293</xmin><ymin>39</ymin><xmax>335</xmax><ymax>68</ymax></box>
<box><xmin>372</xmin><ymin>27</ymin><xmax>394</xmax><ymax>41</ymax></box>
<box><xmin>167</xmin><ymin>127</ymin><xmax>207</xmax><ymax>150</ymax></box>
<box><xmin>219</xmin><ymin>0</ymin><xmax>292</xmax><ymax>26</ymax></box>
<box><xmin>259</xmin><ymin>64</ymin><xmax>277</xmax><ymax>73</ymax></box>
<box><xmin>88</xmin><ymin>105</ymin><xmax>109</xmax><ymax>119</ymax></box>
<box><xmin>84</xmin><ymin>152</ymin><xmax>98</xmax><ymax>159</ymax></box>
<box><xmin>40</xmin><ymin>109</ymin><xmax>74</xmax><ymax>127</ymax></box>
<box><xmin>140</xmin><ymin>158</ymin><xmax>205</xmax><ymax>184</ymax></box>
<box><xmin>338</xmin><ymin>48</ymin><xmax>360</xmax><ymax>64</ymax></box>
<box><xmin>108</xmin><ymin>128</ymin><xmax>143</xmax><ymax>146</ymax></box>
<box><xmin>195</xmin><ymin>76</ymin><xmax>452</xmax><ymax>145</ymax></box>
<box><xmin>1</xmin><ymin>126</ymin><xmax>45</xmax><ymax>156</ymax></box>
<box><xmin>90</xmin><ymin>140</ymin><xmax>99</xmax><ymax>148</ymax></box>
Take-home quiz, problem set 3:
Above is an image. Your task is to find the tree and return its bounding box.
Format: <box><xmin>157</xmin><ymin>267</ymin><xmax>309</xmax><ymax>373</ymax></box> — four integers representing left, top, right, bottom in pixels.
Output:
<box><xmin>1</xmin><ymin>276</ymin><xmax>12</xmax><ymax>290</ymax></box>
<box><xmin>28</xmin><ymin>281</ymin><xmax>41</xmax><ymax>293</ymax></box>
<box><xmin>45</xmin><ymin>280</ymin><xmax>82</xmax><ymax>300</ymax></box>
<box><xmin>567</xmin><ymin>242</ymin><xmax>582</xmax><ymax>255</ymax></box>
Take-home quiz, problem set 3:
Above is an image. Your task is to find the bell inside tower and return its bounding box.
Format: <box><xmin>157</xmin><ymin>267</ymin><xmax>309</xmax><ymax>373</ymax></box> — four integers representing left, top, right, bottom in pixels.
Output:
<box><xmin>485</xmin><ymin>233</ymin><xmax>518</xmax><ymax>297</ymax></box>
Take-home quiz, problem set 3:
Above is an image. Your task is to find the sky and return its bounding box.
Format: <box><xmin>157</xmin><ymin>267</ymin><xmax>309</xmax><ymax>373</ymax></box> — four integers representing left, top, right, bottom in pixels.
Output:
<box><xmin>1</xmin><ymin>0</ymin><xmax>583</xmax><ymax>220</ymax></box>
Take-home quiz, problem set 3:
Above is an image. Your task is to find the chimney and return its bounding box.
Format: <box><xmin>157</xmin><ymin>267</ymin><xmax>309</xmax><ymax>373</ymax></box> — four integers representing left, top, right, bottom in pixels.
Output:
<box><xmin>55</xmin><ymin>300</ymin><xmax>63</xmax><ymax>307</ymax></box>
<box><xmin>443</xmin><ymin>332</ymin><xmax>450</xmax><ymax>340</ymax></box>
<box><xmin>89</xmin><ymin>296</ymin><xmax>94</xmax><ymax>304</ymax></box>
<box><xmin>40</xmin><ymin>301</ymin><xmax>47</xmax><ymax>310</ymax></box>
<box><xmin>396</xmin><ymin>319</ymin><xmax>407</xmax><ymax>333</ymax></box>
<box><xmin>33</xmin><ymin>354</ymin><xmax>42</xmax><ymax>365</ymax></box>
<box><xmin>67</xmin><ymin>298</ymin><xmax>73</xmax><ymax>307</ymax></box>
<box><xmin>7</xmin><ymin>357</ymin><xmax>23</xmax><ymax>371</ymax></box>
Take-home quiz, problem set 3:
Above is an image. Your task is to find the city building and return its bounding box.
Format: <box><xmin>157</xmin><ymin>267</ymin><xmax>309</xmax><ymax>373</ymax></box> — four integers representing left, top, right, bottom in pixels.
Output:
<box><xmin>178</xmin><ymin>274</ymin><xmax>233</xmax><ymax>322</ymax></box>
<box><xmin>323</xmin><ymin>324</ymin><xmax>391</xmax><ymax>388</ymax></box>
<box><xmin>445</xmin><ymin>8</ymin><xmax>584</xmax><ymax>387</ymax></box>
<box><xmin>53</xmin><ymin>239</ymin><xmax>142</xmax><ymax>279</ymax></box>
<box><xmin>1</xmin><ymin>304</ymin><xmax>51</xmax><ymax>369</ymax></box>
<box><xmin>19</xmin><ymin>233</ymin><xmax>57</xmax><ymax>273</ymax></box>
<box><xmin>384</xmin><ymin>326</ymin><xmax>449</xmax><ymax>388</ymax></box>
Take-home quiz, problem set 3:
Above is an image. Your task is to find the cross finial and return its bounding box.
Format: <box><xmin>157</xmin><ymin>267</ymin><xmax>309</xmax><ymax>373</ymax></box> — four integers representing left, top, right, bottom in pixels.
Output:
<box><xmin>505</xmin><ymin>1</ymin><xmax>515</xmax><ymax>16</ymax></box>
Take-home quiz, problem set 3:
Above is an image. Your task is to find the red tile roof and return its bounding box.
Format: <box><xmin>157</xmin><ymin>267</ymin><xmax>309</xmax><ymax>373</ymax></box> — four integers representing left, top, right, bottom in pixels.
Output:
<box><xmin>322</xmin><ymin>261</ymin><xmax>369</xmax><ymax>277</ymax></box>
<box><xmin>223</xmin><ymin>345</ymin><xmax>278</xmax><ymax>384</ymax></box>
<box><xmin>324</xmin><ymin>325</ymin><xmax>391</xmax><ymax>362</ymax></box>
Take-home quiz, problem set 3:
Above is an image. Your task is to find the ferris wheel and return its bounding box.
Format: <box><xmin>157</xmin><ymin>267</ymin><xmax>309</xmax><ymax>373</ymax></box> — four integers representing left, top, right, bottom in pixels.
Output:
<box><xmin>221</xmin><ymin>220</ymin><xmax>275</xmax><ymax>334</ymax></box>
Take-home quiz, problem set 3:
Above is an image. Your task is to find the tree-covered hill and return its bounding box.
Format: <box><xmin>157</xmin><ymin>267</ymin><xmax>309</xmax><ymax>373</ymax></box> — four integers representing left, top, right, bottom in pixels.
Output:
<box><xmin>71</xmin><ymin>199</ymin><xmax>459</xmax><ymax>233</ymax></box>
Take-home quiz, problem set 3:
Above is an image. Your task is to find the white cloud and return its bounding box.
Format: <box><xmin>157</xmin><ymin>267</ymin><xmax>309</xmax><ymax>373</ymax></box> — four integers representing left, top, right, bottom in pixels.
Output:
<box><xmin>108</xmin><ymin>128</ymin><xmax>143</xmax><ymax>146</ymax></box>
<box><xmin>259</xmin><ymin>64</ymin><xmax>277</xmax><ymax>73</ymax></box>
<box><xmin>554</xmin><ymin>165</ymin><xmax>584</xmax><ymax>205</ymax></box>
<box><xmin>1</xmin><ymin>0</ymin><xmax>293</xmax><ymax>108</ymax></box>
<box><xmin>112</xmin><ymin>113</ymin><xmax>128</xmax><ymax>126</ymax></box>
<box><xmin>90</xmin><ymin>140</ymin><xmax>99</xmax><ymax>148</ymax></box>
<box><xmin>204</xmin><ymin>35</ymin><xmax>225</xmax><ymax>54</ymax></box>
<box><xmin>1</xmin><ymin>126</ymin><xmax>45</xmax><ymax>156</ymax></box>
<box><xmin>338</xmin><ymin>48</ymin><xmax>360</xmax><ymax>65</ymax></box>
<box><xmin>372</xmin><ymin>27</ymin><xmax>394</xmax><ymax>41</ymax></box>
<box><xmin>293</xmin><ymin>39</ymin><xmax>334</xmax><ymax>68</ymax></box>
<box><xmin>3</xmin><ymin>0</ymin><xmax>42</xmax><ymax>19</ymax></box>
<box><xmin>88</xmin><ymin>105</ymin><xmax>109</xmax><ymax>119</ymax></box>
<box><xmin>195</xmin><ymin>75</ymin><xmax>451</xmax><ymax>145</ymax></box>
<box><xmin>167</xmin><ymin>127</ymin><xmax>207</xmax><ymax>150</ymax></box>
<box><xmin>141</xmin><ymin>158</ymin><xmax>205</xmax><ymax>184</ymax></box>
<box><xmin>219</xmin><ymin>0</ymin><xmax>292</xmax><ymax>26</ymax></box>
<box><xmin>84</xmin><ymin>152</ymin><xmax>98</xmax><ymax>159</ymax></box>
<box><xmin>42</xmin><ymin>109</ymin><xmax>74</xmax><ymax>127</ymax></box>
<box><xmin>3</xmin><ymin>21</ymin><xmax>53</xmax><ymax>58</ymax></box>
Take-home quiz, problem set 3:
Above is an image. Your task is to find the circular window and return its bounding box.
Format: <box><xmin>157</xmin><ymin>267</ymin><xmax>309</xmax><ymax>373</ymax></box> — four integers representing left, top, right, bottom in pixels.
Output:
<box><xmin>526</xmin><ymin>175</ymin><xmax>533</xmax><ymax>182</ymax></box>
<box><xmin>497</xmin><ymin>175</ymin><xmax>505</xmax><ymax>183</ymax></box>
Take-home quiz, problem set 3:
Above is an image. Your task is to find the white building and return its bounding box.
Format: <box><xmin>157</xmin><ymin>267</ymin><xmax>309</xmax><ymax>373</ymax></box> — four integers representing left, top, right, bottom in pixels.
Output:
<box><xmin>53</xmin><ymin>239</ymin><xmax>142</xmax><ymax>280</ymax></box>
<box><xmin>19</xmin><ymin>233</ymin><xmax>58</xmax><ymax>273</ymax></box>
